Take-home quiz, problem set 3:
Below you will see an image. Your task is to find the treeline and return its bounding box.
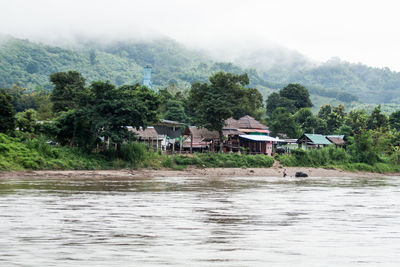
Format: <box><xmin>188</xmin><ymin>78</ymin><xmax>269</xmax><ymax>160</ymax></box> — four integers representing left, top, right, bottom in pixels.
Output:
<box><xmin>1</xmin><ymin>70</ymin><xmax>400</xmax><ymax>172</ymax></box>
<box><xmin>4</xmin><ymin>36</ymin><xmax>395</xmax><ymax>111</ymax></box>
<box><xmin>0</xmin><ymin>70</ymin><xmax>270</xmax><ymax>170</ymax></box>
<box><xmin>264</xmin><ymin>85</ymin><xmax>400</xmax><ymax>169</ymax></box>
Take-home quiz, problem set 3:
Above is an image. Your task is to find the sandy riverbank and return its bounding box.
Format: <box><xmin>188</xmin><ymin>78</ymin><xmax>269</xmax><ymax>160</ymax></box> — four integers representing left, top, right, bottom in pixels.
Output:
<box><xmin>0</xmin><ymin>166</ymin><xmax>397</xmax><ymax>179</ymax></box>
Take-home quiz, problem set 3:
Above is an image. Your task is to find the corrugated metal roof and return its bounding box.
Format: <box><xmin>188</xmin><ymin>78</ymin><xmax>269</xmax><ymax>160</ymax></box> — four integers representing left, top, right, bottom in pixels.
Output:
<box><xmin>304</xmin><ymin>134</ymin><xmax>332</xmax><ymax>145</ymax></box>
<box><xmin>240</xmin><ymin>135</ymin><xmax>280</xmax><ymax>142</ymax></box>
<box><xmin>238</xmin><ymin>128</ymin><xmax>270</xmax><ymax>134</ymax></box>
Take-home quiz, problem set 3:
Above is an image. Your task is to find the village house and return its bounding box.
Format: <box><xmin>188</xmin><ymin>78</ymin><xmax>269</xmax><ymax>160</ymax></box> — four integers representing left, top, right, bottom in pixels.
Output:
<box><xmin>128</xmin><ymin>119</ymin><xmax>185</xmax><ymax>152</ymax></box>
<box><xmin>130</xmin><ymin>116</ymin><xmax>282</xmax><ymax>156</ymax></box>
<box><xmin>297</xmin><ymin>134</ymin><xmax>345</xmax><ymax>150</ymax></box>
<box><xmin>226</xmin><ymin>116</ymin><xmax>278</xmax><ymax>156</ymax></box>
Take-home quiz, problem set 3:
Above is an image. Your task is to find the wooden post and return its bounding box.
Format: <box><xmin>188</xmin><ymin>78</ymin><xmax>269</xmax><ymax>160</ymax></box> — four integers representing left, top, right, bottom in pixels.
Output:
<box><xmin>190</xmin><ymin>134</ymin><xmax>193</xmax><ymax>154</ymax></box>
<box><xmin>156</xmin><ymin>136</ymin><xmax>159</xmax><ymax>151</ymax></box>
<box><xmin>179</xmin><ymin>137</ymin><xmax>183</xmax><ymax>154</ymax></box>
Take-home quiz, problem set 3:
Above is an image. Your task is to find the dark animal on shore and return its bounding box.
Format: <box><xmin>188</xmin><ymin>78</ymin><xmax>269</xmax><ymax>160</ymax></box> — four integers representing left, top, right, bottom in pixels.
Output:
<box><xmin>295</xmin><ymin>172</ymin><xmax>308</xmax><ymax>177</ymax></box>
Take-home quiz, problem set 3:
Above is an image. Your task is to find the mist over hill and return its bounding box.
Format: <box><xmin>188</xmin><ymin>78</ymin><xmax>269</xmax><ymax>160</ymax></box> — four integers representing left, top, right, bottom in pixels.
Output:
<box><xmin>1</xmin><ymin>35</ymin><xmax>400</xmax><ymax>112</ymax></box>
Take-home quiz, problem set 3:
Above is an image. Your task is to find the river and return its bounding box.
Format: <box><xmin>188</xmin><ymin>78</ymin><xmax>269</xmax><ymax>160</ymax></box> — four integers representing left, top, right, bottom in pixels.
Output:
<box><xmin>1</xmin><ymin>175</ymin><xmax>400</xmax><ymax>266</ymax></box>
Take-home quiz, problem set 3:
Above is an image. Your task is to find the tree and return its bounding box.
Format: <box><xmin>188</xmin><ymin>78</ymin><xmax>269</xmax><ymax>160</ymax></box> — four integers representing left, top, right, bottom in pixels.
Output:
<box><xmin>344</xmin><ymin>110</ymin><xmax>369</xmax><ymax>136</ymax></box>
<box><xmin>188</xmin><ymin>71</ymin><xmax>251</xmax><ymax>151</ymax></box>
<box><xmin>279</xmin><ymin>83</ymin><xmax>313</xmax><ymax>110</ymax></box>
<box><xmin>85</xmin><ymin>82</ymin><xmax>161</xmax><ymax>153</ymax></box>
<box><xmin>233</xmin><ymin>87</ymin><xmax>264</xmax><ymax>120</ymax></box>
<box><xmin>15</xmin><ymin>109</ymin><xmax>38</xmax><ymax>133</ymax></box>
<box><xmin>294</xmin><ymin>108</ymin><xmax>327</xmax><ymax>134</ymax></box>
<box><xmin>266</xmin><ymin>92</ymin><xmax>296</xmax><ymax>115</ymax></box>
<box><xmin>368</xmin><ymin>105</ymin><xmax>388</xmax><ymax>130</ymax></box>
<box><xmin>267</xmin><ymin>107</ymin><xmax>302</xmax><ymax>138</ymax></box>
<box><xmin>0</xmin><ymin>89</ymin><xmax>16</xmax><ymax>133</ymax></box>
<box><xmin>351</xmin><ymin>130</ymin><xmax>380</xmax><ymax>165</ymax></box>
<box><xmin>294</xmin><ymin>108</ymin><xmax>313</xmax><ymax>126</ymax></box>
<box><xmin>48</xmin><ymin>74</ymin><xmax>161</xmax><ymax>152</ymax></box>
<box><xmin>316</xmin><ymin>104</ymin><xmax>346</xmax><ymax>133</ymax></box>
<box><xmin>265</xmin><ymin>83</ymin><xmax>312</xmax><ymax>115</ymax></box>
<box><xmin>389</xmin><ymin>110</ymin><xmax>400</xmax><ymax>131</ymax></box>
<box><xmin>164</xmin><ymin>99</ymin><xmax>188</xmax><ymax>123</ymax></box>
<box><xmin>50</xmin><ymin>71</ymin><xmax>87</xmax><ymax>113</ymax></box>
<box><xmin>326</xmin><ymin>104</ymin><xmax>346</xmax><ymax>133</ymax></box>
<box><xmin>317</xmin><ymin>104</ymin><xmax>332</xmax><ymax>121</ymax></box>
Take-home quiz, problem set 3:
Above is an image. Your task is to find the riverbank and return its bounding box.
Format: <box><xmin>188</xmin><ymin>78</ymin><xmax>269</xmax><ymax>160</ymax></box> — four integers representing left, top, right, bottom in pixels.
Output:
<box><xmin>0</xmin><ymin>166</ymin><xmax>396</xmax><ymax>180</ymax></box>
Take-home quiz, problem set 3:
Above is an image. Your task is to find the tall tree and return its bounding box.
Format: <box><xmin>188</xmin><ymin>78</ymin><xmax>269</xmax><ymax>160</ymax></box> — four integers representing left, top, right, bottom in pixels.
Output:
<box><xmin>233</xmin><ymin>87</ymin><xmax>264</xmax><ymax>120</ymax></box>
<box><xmin>0</xmin><ymin>89</ymin><xmax>16</xmax><ymax>133</ymax></box>
<box><xmin>317</xmin><ymin>104</ymin><xmax>332</xmax><ymax>121</ymax></box>
<box><xmin>368</xmin><ymin>105</ymin><xmax>389</xmax><ymax>130</ymax></box>
<box><xmin>266</xmin><ymin>92</ymin><xmax>296</xmax><ymax>115</ymax></box>
<box><xmin>50</xmin><ymin>71</ymin><xmax>87</xmax><ymax>113</ymax></box>
<box><xmin>267</xmin><ymin>107</ymin><xmax>302</xmax><ymax>138</ymax></box>
<box><xmin>265</xmin><ymin>83</ymin><xmax>312</xmax><ymax>115</ymax></box>
<box><xmin>188</xmin><ymin>71</ymin><xmax>252</xmax><ymax>151</ymax></box>
<box><xmin>389</xmin><ymin>110</ymin><xmax>400</xmax><ymax>131</ymax></box>
<box><xmin>164</xmin><ymin>99</ymin><xmax>188</xmax><ymax>123</ymax></box>
<box><xmin>87</xmin><ymin>82</ymin><xmax>161</xmax><ymax>152</ymax></box>
<box><xmin>279</xmin><ymin>83</ymin><xmax>313</xmax><ymax>111</ymax></box>
<box><xmin>344</xmin><ymin>110</ymin><xmax>369</xmax><ymax>136</ymax></box>
<box><xmin>294</xmin><ymin>107</ymin><xmax>327</xmax><ymax>134</ymax></box>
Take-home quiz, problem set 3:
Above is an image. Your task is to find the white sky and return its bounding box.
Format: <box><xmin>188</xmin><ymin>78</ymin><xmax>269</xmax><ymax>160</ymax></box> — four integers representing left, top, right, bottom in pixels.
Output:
<box><xmin>1</xmin><ymin>0</ymin><xmax>400</xmax><ymax>70</ymax></box>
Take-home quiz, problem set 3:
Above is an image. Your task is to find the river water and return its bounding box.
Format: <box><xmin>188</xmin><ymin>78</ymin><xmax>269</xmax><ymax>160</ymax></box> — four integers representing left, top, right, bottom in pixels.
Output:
<box><xmin>1</xmin><ymin>175</ymin><xmax>400</xmax><ymax>266</ymax></box>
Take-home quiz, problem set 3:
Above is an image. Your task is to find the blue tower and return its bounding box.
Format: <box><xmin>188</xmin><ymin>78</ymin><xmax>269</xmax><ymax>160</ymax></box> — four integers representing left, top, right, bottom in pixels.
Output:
<box><xmin>143</xmin><ymin>65</ymin><xmax>152</xmax><ymax>89</ymax></box>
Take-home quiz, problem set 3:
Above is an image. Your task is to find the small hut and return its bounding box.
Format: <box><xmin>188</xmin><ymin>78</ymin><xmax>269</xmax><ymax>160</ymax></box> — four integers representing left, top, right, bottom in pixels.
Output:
<box><xmin>182</xmin><ymin>127</ymin><xmax>219</xmax><ymax>153</ymax></box>
<box><xmin>326</xmin><ymin>135</ymin><xmax>346</xmax><ymax>148</ymax></box>
<box><xmin>128</xmin><ymin>126</ymin><xmax>166</xmax><ymax>151</ymax></box>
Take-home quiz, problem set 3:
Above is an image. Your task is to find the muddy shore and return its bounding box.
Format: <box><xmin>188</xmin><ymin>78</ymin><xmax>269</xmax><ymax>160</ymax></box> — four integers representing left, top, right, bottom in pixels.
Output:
<box><xmin>0</xmin><ymin>166</ymin><xmax>397</xmax><ymax>179</ymax></box>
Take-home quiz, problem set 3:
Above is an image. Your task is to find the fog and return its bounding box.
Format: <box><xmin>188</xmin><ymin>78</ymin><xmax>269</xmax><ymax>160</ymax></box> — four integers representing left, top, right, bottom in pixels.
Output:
<box><xmin>1</xmin><ymin>0</ymin><xmax>400</xmax><ymax>71</ymax></box>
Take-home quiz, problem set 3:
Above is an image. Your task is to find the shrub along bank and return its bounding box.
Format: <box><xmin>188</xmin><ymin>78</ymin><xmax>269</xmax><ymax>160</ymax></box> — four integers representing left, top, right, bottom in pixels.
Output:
<box><xmin>275</xmin><ymin>147</ymin><xmax>400</xmax><ymax>173</ymax></box>
<box><xmin>0</xmin><ymin>133</ymin><xmax>275</xmax><ymax>171</ymax></box>
<box><xmin>2</xmin><ymin>133</ymin><xmax>398</xmax><ymax>173</ymax></box>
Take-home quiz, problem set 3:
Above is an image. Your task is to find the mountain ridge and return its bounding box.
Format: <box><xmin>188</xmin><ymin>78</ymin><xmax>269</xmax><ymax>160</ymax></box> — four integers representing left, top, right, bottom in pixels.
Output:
<box><xmin>1</xmin><ymin>35</ymin><xmax>400</xmax><ymax>112</ymax></box>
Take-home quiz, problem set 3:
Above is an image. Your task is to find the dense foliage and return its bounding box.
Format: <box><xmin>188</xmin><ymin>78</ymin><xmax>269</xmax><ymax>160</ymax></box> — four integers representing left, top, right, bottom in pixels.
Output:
<box><xmin>188</xmin><ymin>71</ymin><xmax>263</xmax><ymax>151</ymax></box>
<box><xmin>0</xmin><ymin>89</ymin><xmax>16</xmax><ymax>133</ymax></box>
<box><xmin>4</xmin><ymin>35</ymin><xmax>400</xmax><ymax>112</ymax></box>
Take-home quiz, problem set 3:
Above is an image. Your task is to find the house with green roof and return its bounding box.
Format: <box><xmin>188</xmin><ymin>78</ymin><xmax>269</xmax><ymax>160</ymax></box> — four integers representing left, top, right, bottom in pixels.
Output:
<box><xmin>297</xmin><ymin>133</ymin><xmax>334</xmax><ymax>150</ymax></box>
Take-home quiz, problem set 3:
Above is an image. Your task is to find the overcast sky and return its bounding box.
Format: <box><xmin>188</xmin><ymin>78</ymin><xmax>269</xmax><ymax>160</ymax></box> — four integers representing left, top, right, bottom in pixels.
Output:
<box><xmin>1</xmin><ymin>0</ymin><xmax>400</xmax><ymax>70</ymax></box>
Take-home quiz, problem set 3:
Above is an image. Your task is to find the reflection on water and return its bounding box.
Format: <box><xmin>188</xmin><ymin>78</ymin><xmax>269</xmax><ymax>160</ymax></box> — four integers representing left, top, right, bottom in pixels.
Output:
<box><xmin>1</xmin><ymin>176</ymin><xmax>400</xmax><ymax>266</ymax></box>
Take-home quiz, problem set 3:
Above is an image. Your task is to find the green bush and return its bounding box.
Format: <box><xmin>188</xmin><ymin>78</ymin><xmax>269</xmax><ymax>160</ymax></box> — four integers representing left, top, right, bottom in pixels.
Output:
<box><xmin>279</xmin><ymin>146</ymin><xmax>350</xmax><ymax>167</ymax></box>
<box><xmin>120</xmin><ymin>142</ymin><xmax>148</xmax><ymax>164</ymax></box>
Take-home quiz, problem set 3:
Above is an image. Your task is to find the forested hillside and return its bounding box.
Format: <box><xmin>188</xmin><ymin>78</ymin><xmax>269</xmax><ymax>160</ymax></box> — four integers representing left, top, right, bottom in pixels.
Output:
<box><xmin>1</xmin><ymin>35</ymin><xmax>400</xmax><ymax>111</ymax></box>
<box><xmin>264</xmin><ymin>59</ymin><xmax>400</xmax><ymax>104</ymax></box>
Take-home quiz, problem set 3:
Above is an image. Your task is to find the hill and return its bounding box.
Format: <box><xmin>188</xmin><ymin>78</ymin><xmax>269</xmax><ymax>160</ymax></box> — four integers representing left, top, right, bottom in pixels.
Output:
<box><xmin>1</xmin><ymin>35</ymin><xmax>400</xmax><ymax>112</ymax></box>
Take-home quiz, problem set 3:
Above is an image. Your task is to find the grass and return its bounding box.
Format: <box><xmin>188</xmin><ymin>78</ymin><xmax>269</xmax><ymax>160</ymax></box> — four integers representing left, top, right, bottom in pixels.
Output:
<box><xmin>0</xmin><ymin>134</ymin><xmax>112</xmax><ymax>170</ymax></box>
